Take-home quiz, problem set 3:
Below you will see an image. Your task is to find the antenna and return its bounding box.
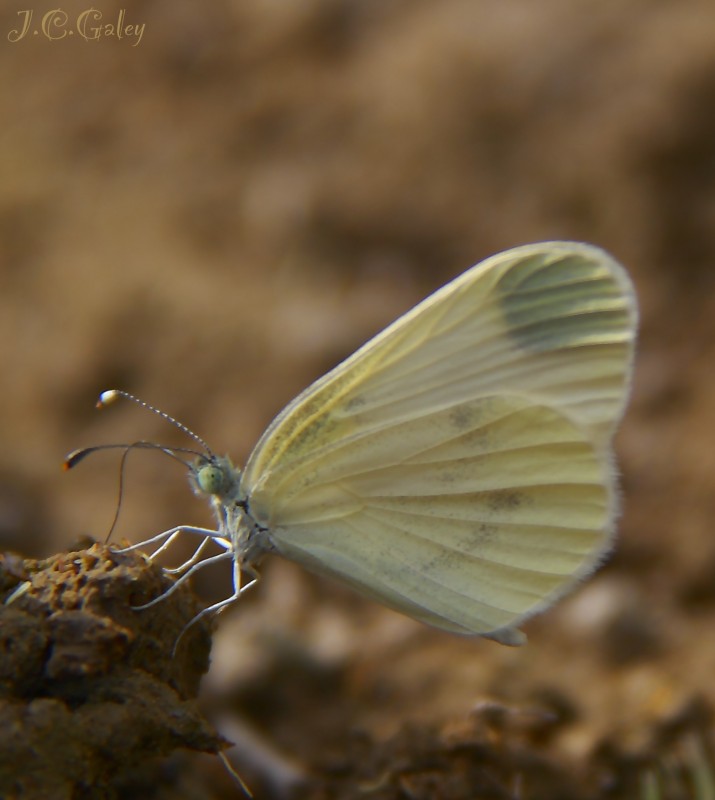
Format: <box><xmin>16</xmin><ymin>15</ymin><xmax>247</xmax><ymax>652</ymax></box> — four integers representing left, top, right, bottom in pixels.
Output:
<box><xmin>97</xmin><ymin>390</ymin><xmax>215</xmax><ymax>457</ymax></box>
<box><xmin>63</xmin><ymin>441</ymin><xmax>203</xmax><ymax>471</ymax></box>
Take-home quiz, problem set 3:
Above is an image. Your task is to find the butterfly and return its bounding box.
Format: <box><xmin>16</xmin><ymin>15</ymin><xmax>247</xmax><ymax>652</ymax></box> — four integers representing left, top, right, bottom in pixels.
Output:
<box><xmin>67</xmin><ymin>241</ymin><xmax>637</xmax><ymax>646</ymax></box>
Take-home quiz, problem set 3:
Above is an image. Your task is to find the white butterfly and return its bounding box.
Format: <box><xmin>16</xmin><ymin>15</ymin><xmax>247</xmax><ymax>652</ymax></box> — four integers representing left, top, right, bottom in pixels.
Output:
<box><xmin>69</xmin><ymin>241</ymin><xmax>637</xmax><ymax>646</ymax></box>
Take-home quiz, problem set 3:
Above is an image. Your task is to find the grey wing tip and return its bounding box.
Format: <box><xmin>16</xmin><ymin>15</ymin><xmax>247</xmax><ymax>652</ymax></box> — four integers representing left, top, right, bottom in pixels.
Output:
<box><xmin>482</xmin><ymin>626</ymin><xmax>527</xmax><ymax>647</ymax></box>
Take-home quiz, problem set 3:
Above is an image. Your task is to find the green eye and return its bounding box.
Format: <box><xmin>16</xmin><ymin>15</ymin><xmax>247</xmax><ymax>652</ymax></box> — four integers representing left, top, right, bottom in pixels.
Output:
<box><xmin>197</xmin><ymin>464</ymin><xmax>226</xmax><ymax>495</ymax></box>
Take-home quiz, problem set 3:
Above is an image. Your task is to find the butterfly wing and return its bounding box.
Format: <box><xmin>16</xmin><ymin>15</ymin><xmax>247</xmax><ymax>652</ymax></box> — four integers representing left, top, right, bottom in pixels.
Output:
<box><xmin>242</xmin><ymin>242</ymin><xmax>637</xmax><ymax>642</ymax></box>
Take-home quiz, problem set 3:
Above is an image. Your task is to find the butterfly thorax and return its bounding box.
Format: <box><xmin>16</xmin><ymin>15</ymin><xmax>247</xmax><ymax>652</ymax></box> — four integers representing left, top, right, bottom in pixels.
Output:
<box><xmin>190</xmin><ymin>454</ymin><xmax>271</xmax><ymax>567</ymax></box>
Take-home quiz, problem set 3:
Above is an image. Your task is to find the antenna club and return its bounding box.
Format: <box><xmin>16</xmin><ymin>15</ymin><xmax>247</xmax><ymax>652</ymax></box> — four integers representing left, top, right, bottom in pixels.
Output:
<box><xmin>97</xmin><ymin>389</ymin><xmax>121</xmax><ymax>408</ymax></box>
<box><xmin>63</xmin><ymin>448</ymin><xmax>87</xmax><ymax>470</ymax></box>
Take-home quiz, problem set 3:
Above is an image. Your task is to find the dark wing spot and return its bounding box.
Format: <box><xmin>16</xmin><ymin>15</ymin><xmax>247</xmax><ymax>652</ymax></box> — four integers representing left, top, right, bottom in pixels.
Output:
<box><xmin>449</xmin><ymin>405</ymin><xmax>475</xmax><ymax>430</ymax></box>
<box><xmin>487</xmin><ymin>489</ymin><xmax>526</xmax><ymax>513</ymax></box>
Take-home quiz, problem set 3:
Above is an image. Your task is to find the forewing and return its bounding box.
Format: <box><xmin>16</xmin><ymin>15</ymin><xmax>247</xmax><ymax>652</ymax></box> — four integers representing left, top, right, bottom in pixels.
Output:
<box><xmin>244</xmin><ymin>241</ymin><xmax>635</xmax><ymax>495</ymax></box>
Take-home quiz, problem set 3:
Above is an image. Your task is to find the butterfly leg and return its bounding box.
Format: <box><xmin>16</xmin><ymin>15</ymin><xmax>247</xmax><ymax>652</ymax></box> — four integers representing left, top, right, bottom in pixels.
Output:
<box><xmin>163</xmin><ymin>534</ymin><xmax>232</xmax><ymax>576</ymax></box>
<box><xmin>142</xmin><ymin>529</ymin><xmax>183</xmax><ymax>560</ymax></box>
<box><xmin>113</xmin><ymin>526</ymin><xmax>187</xmax><ymax>554</ymax></box>
<box><xmin>132</xmin><ymin>549</ymin><xmax>235</xmax><ymax>610</ymax></box>
<box><xmin>171</xmin><ymin>566</ymin><xmax>261</xmax><ymax>657</ymax></box>
<box><xmin>114</xmin><ymin>525</ymin><xmax>226</xmax><ymax>562</ymax></box>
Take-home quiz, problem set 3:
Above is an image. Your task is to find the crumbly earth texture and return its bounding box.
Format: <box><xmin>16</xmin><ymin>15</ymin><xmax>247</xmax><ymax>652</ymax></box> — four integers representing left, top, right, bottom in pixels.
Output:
<box><xmin>0</xmin><ymin>545</ymin><xmax>220</xmax><ymax>799</ymax></box>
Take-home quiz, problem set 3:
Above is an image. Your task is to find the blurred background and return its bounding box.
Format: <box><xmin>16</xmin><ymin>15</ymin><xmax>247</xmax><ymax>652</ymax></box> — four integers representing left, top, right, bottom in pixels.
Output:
<box><xmin>2</xmin><ymin>0</ymin><xmax>715</xmax><ymax>796</ymax></box>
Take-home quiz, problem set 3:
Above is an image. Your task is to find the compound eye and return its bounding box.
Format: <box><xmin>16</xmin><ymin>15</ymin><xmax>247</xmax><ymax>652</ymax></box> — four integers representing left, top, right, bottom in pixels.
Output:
<box><xmin>196</xmin><ymin>464</ymin><xmax>226</xmax><ymax>495</ymax></box>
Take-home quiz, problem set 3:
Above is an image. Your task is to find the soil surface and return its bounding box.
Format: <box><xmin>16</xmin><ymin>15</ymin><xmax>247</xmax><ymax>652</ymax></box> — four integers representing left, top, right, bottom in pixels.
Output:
<box><xmin>2</xmin><ymin>1</ymin><xmax>715</xmax><ymax>798</ymax></box>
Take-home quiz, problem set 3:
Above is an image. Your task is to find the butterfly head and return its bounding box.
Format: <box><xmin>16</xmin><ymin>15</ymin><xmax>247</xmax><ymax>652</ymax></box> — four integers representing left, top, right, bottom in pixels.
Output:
<box><xmin>191</xmin><ymin>455</ymin><xmax>241</xmax><ymax>502</ymax></box>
